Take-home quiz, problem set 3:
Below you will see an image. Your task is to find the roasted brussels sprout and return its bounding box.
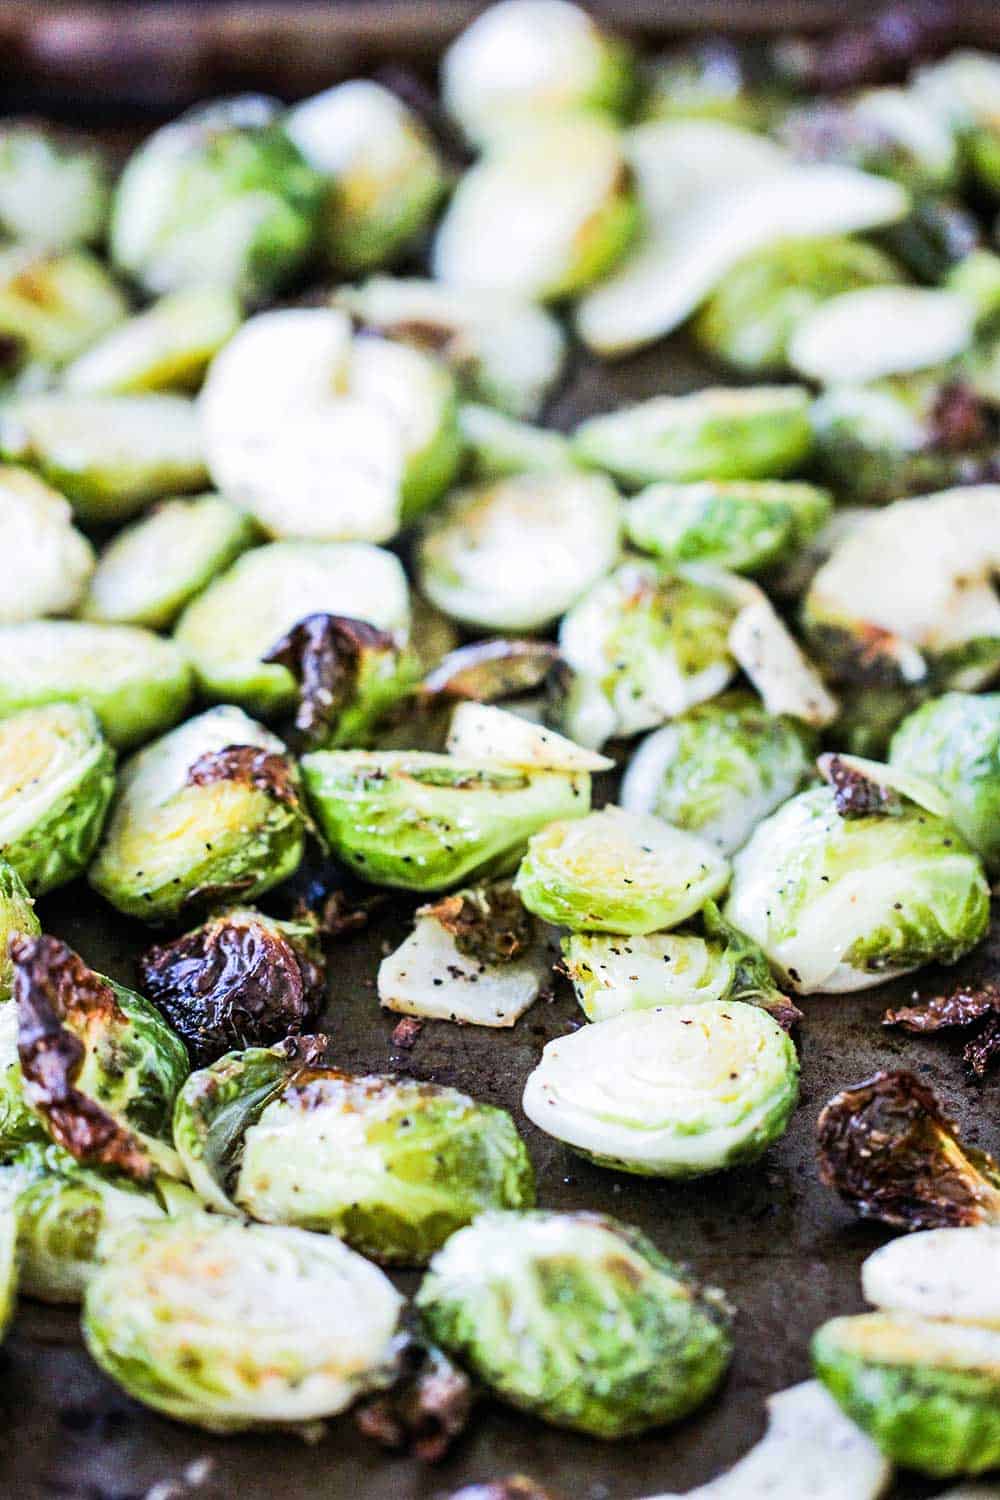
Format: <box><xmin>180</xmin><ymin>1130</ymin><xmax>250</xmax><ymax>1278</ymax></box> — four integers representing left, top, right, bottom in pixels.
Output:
<box><xmin>175</xmin><ymin>1038</ymin><xmax>534</xmax><ymax>1262</ymax></box>
<box><xmin>778</xmin><ymin>88</ymin><xmax>959</xmax><ymax>191</ymax></box>
<box><xmin>286</xmin><ymin>80</ymin><xmax>445</xmax><ymax>273</ymax></box>
<box><xmin>0</xmin><ymin>466</ymin><xmax>94</xmax><ymax>624</ymax></box>
<box><xmin>432</xmin><ymin>119</ymin><xmax>637</xmax><ymax>301</ymax></box>
<box><xmin>523</xmin><ymin>1000</ymin><xmax>798</xmax><ymax>1175</ymax></box>
<box><xmin>0</xmin><ymin>704</ymin><xmax>114</xmax><ymax>895</ymax></box>
<box><xmin>63</xmin><ymin>287</ymin><xmax>242</xmax><ymax>395</ymax></box>
<box><xmin>862</xmin><ymin>1224</ymin><xmax>1000</xmax><ymax>1329</ymax></box>
<box><xmin>0</xmin><ymin>393</ymin><xmax>208</xmax><ymax>524</ymax></box>
<box><xmin>417</xmin><ymin>1210</ymin><xmax>732</xmax><ymax>1436</ymax></box>
<box><xmin>0</xmin><ymin>122</ymin><xmax>110</xmax><ymax>248</ymax></box>
<box><xmin>574</xmin><ymin>387</ymin><xmax>814</xmax><ymax>487</ymax></box>
<box><xmin>788</xmin><ymin>286</ymin><xmax>975</xmax><ymax>386</ymax></box>
<box><xmin>916</xmin><ymin>51</ymin><xmax>1000</xmax><ymax>198</ymax></box>
<box><xmin>10</xmin><ymin>933</ymin><xmax>189</xmax><ymax>1181</ymax></box>
<box><xmin>889</xmin><ymin>693</ymin><xmax>1000</xmax><ymax>875</ymax></box>
<box><xmin>81</xmin><ymin>494</ymin><xmax>258</xmax><ymax>630</ymax></box>
<box><xmin>90</xmin><ymin>705</ymin><xmax>306</xmax><ymax>922</ymax></box>
<box><xmin>110</xmin><ymin>96</ymin><xmax>324</xmax><ymax>301</ymax></box>
<box><xmin>624</xmin><ymin>479</ymin><xmax>831</xmax><ymax>576</ymax></box>
<box><xmin>417</xmin><ymin>472</ymin><xmax>621</xmax><ymax>633</ymax></box>
<box><xmin>0</xmin><ymin>620</ymin><xmax>192</xmax><ymax>749</ymax></box>
<box><xmin>83</xmin><ymin>1215</ymin><xmax>404</xmax><ymax>1432</ymax></box>
<box><xmin>621</xmin><ymin>695</ymin><xmax>816</xmax><ymax>855</ymax></box>
<box><xmin>174</xmin><ymin>540</ymin><xmax>410</xmax><ymax>717</ymax></box>
<box><xmin>444</xmin><ymin>702</ymin><xmax>612</xmax><ymax>773</ymax></box>
<box><xmin>0</xmin><ymin>246</ymin><xmax>126</xmax><ymax>382</ymax></box>
<box><xmin>0</xmin><ymin>862</ymin><xmax>38</xmax><ymax>1004</ymax></box>
<box><xmin>458</xmin><ymin>403</ymin><xmax>576</xmax><ymax>481</ymax></box>
<box><xmin>302</xmin><ymin>749</ymin><xmax>590</xmax><ymax>892</ymax></box>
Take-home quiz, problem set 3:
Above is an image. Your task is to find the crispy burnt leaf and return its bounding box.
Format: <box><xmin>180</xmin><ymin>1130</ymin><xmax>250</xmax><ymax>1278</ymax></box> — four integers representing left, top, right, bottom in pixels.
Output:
<box><xmin>419</xmin><ymin>884</ymin><xmax>536</xmax><ymax>967</ymax></box>
<box><xmin>421</xmin><ymin>639</ymin><xmax>561</xmax><ymax>703</ymax></box>
<box><xmin>355</xmin><ymin>1339</ymin><xmax>475</xmax><ymax>1463</ymax></box>
<box><xmin>818</xmin><ymin>753</ymin><xmax>898</xmax><ymax>819</ymax></box>
<box><xmin>264</xmin><ymin>612</ymin><xmax>406</xmax><ymax>749</ymax></box>
<box><xmin>186</xmin><ymin>743</ymin><xmax>300</xmax><ymax>808</ymax></box>
<box><xmin>885</xmin><ymin>979</ymin><xmax>1000</xmax><ymax>1079</ymax></box>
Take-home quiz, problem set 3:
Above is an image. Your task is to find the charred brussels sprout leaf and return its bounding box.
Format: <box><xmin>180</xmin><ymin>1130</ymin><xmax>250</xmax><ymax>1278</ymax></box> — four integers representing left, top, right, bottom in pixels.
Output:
<box><xmin>0</xmin><ymin>862</ymin><xmax>38</xmax><ymax>1004</ymax></box>
<box><xmin>0</xmin><ymin>466</ymin><xmax>94</xmax><ymax>625</ymax></box>
<box><xmin>417</xmin><ymin>1210</ymin><xmax>732</xmax><ymax>1436</ymax></box>
<box><xmin>884</xmin><ymin>976</ymin><xmax>1000</xmax><ymax>1081</ymax></box>
<box><xmin>624</xmin><ymin>479</ymin><xmax>832</xmax><ymax>576</ymax></box>
<box><xmin>354</xmin><ymin>1338</ymin><xmax>474</xmax><ymax>1463</ymax></box>
<box><xmin>0</xmin><ymin>122</ymin><xmax>110</xmax><ymax>249</ymax></box>
<box><xmin>0</xmin><ymin>246</ymin><xmax>127</xmax><ymax>380</ymax></box>
<box><xmin>890</xmin><ymin>692</ymin><xmax>1000</xmax><ymax>875</ymax></box>
<box><xmin>64</xmin><ymin>287</ymin><xmax>242</xmax><ymax>395</ymax></box>
<box><xmin>82</xmin><ymin>1216</ymin><xmax>404</xmax><ymax>1432</ymax></box>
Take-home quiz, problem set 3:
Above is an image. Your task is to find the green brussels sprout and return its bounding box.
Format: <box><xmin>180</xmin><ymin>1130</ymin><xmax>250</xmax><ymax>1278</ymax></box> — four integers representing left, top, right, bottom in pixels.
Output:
<box><xmin>778</xmin><ymin>89</ymin><xmax>960</xmax><ymax>192</ymax></box>
<box><xmin>81</xmin><ymin>494</ymin><xmax>258</xmax><ymax>630</ymax></box>
<box><xmin>0</xmin><ymin>862</ymin><xmax>38</xmax><ymax>1005</ymax></box>
<box><xmin>515</xmin><ymin>805</ymin><xmax>730</xmax><ymax>934</ymax></box>
<box><xmin>458</xmin><ymin>403</ymin><xmax>576</xmax><ymax>481</ymax></box>
<box><xmin>432</xmin><ymin>119</ymin><xmax>638</xmax><ymax>302</ymax></box>
<box><xmin>813</xmin><ymin>1313</ymin><xmax>1000</xmax><ymax>1478</ymax></box>
<box><xmin>0</xmin><ymin>393</ymin><xmax>208</xmax><ymax>524</ymax></box>
<box><xmin>0</xmin><ymin>122</ymin><xmax>110</xmax><ymax>249</ymax></box>
<box><xmin>890</xmin><ymin>693</ymin><xmax>1000</xmax><ymax>875</ymax></box>
<box><xmin>0</xmin><ymin>466</ymin><xmax>94</xmax><ymax>624</ymax></box>
<box><xmin>624</xmin><ymin>479</ymin><xmax>832</xmax><ymax>575</ymax></box>
<box><xmin>110</xmin><ymin>96</ymin><xmax>324</xmax><ymax>302</ymax></box>
<box><xmin>574</xmin><ymin>387</ymin><xmax>814</xmax><ymax>487</ymax></box>
<box><xmin>417</xmin><ymin>1210</ymin><xmax>732</xmax><ymax>1437</ymax></box>
<box><xmin>560</xmin><ymin>925</ymin><xmax>738</xmax><ymax>1023</ymax></box>
<box><xmin>862</xmin><ymin>1225</ymin><xmax>1000</xmax><ymax>1329</ymax></box>
<box><xmin>692</xmin><ymin>237</ymin><xmax>903</xmax><ymax>377</ymax></box>
<box><xmin>174</xmin><ymin>1038</ymin><xmax>535</xmax><ymax>1264</ymax></box>
<box><xmin>0</xmin><ymin>704</ymin><xmax>115</xmax><ymax>895</ymax></box>
<box><xmin>725</xmin><ymin>764</ymin><xmax>991</xmax><ymax>995</ymax></box>
<box><xmin>286</xmin><ymin>80</ymin><xmax>445</xmax><ymax>273</ymax></box>
<box><xmin>417</xmin><ymin>473</ymin><xmax>621</xmax><ymax>633</ymax></box>
<box><xmin>641</xmin><ymin>38</ymin><xmax>776</xmax><ymax>130</ymax></box>
<box><xmin>522</xmin><ymin>999</ymin><xmax>798</xmax><ymax>1175</ymax></box>
<box><xmin>89</xmin><ymin>705</ymin><xmax>306</xmax><ymax>922</ymax></box>
<box><xmin>173</xmin><ymin>540</ymin><xmax>410</xmax><ymax>717</ymax></box>
<box><xmin>915</xmin><ymin>51</ymin><xmax>1000</xmax><ymax>198</ymax></box>
<box><xmin>63</xmin><ymin>286</ymin><xmax>242</xmax><ymax>395</ymax></box>
<box><xmin>303</xmin><ymin>748</ymin><xmax>590</xmax><ymax>892</ymax></box>
<box><xmin>83</xmin><ymin>1215</ymin><xmax>404</xmax><ymax>1433</ymax></box>
<box><xmin>788</xmin><ymin>286</ymin><xmax>975</xmax><ymax>387</ymax></box>
<box><xmin>10</xmin><ymin>933</ymin><xmax>189</xmax><ymax>1181</ymax></box>
<box><xmin>441</xmin><ymin>0</ymin><xmax>634</xmax><ymax>147</ymax></box>
<box><xmin>0</xmin><ymin>246</ymin><xmax>127</xmax><ymax>381</ymax></box>
<box><xmin>620</xmin><ymin>694</ymin><xmax>816</xmax><ymax>855</ymax></box>
<box><xmin>0</xmin><ymin>620</ymin><xmax>192</xmax><ymax>749</ymax></box>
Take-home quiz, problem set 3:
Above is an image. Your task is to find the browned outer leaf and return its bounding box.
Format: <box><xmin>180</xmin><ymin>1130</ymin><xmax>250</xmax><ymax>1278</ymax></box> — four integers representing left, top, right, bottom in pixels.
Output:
<box><xmin>186</xmin><ymin>744</ymin><xmax>300</xmax><ymax>808</ymax></box>
<box><xmin>263</xmin><ymin>613</ymin><xmax>395</xmax><ymax>745</ymax></box>
<box><xmin>929</xmin><ymin>382</ymin><xmax>994</xmax><ymax>452</ymax></box>
<box><xmin>420</xmin><ymin>885</ymin><xmax>535</xmax><ymax>966</ymax></box>
<box><xmin>817</xmin><ymin>753</ymin><xmax>898</xmax><ymax>819</ymax></box>
<box><xmin>355</xmin><ymin>1342</ymin><xmax>474</xmax><ymax>1463</ymax></box>
<box><xmin>421</xmin><ymin>639</ymin><xmax>561</xmax><ymax>703</ymax></box>
<box><xmin>884</xmin><ymin>980</ymin><xmax>1000</xmax><ymax>1079</ymax></box>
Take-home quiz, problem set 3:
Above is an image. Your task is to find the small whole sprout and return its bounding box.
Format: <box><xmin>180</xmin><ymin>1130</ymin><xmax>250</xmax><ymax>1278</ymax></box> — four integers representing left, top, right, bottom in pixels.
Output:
<box><xmin>457</xmin><ymin>403</ymin><xmax>576</xmax><ymax>481</ymax></box>
<box><xmin>523</xmin><ymin>1000</ymin><xmax>798</xmax><ymax>1175</ymax></box>
<box><xmin>286</xmin><ymin>80</ymin><xmax>445</xmax><ymax>274</ymax></box>
<box><xmin>417</xmin><ymin>1210</ymin><xmax>732</xmax><ymax>1436</ymax></box>
<box><xmin>0</xmin><ymin>121</ymin><xmax>110</xmax><ymax>248</ymax></box>
<box><xmin>514</xmin><ymin>805</ymin><xmax>730</xmax><ymax>935</ymax></box>
<box><xmin>0</xmin><ymin>466</ymin><xmax>94</xmax><ymax>624</ymax></box>
<box><xmin>574</xmin><ymin>386</ymin><xmax>814</xmax><ymax>488</ymax></box>
<box><xmin>10</xmin><ymin>933</ymin><xmax>190</xmax><ymax>1181</ymax></box>
<box><xmin>621</xmin><ymin>695</ymin><xmax>816</xmax><ymax>856</ymax></box>
<box><xmin>89</xmin><ymin>705</ymin><xmax>306</xmax><ymax>922</ymax></box>
<box><xmin>889</xmin><ymin>692</ymin><xmax>1000</xmax><ymax>875</ymax></box>
<box><xmin>174</xmin><ymin>540</ymin><xmax>410</xmax><ymax>717</ymax></box>
<box><xmin>0</xmin><ymin>620</ymin><xmax>193</xmax><ymax>750</ymax></box>
<box><xmin>624</xmin><ymin>480</ymin><xmax>832</xmax><ymax>576</ymax></box>
<box><xmin>432</xmin><ymin>118</ymin><xmax>638</xmax><ymax>302</ymax></box>
<box><xmin>0</xmin><ymin>703</ymin><xmax>115</xmax><ymax>895</ymax></box>
<box><xmin>174</xmin><ymin>1038</ymin><xmax>535</xmax><ymax>1263</ymax></box>
<box><xmin>788</xmin><ymin>286</ymin><xmax>976</xmax><ymax>387</ymax></box>
<box><xmin>63</xmin><ymin>286</ymin><xmax>243</xmax><ymax>395</ymax></box>
<box><xmin>302</xmin><ymin>748</ymin><xmax>590</xmax><ymax>892</ymax></box>
<box><xmin>0</xmin><ymin>862</ymin><xmax>39</xmax><ymax>1003</ymax></box>
<box><xmin>82</xmin><ymin>1215</ymin><xmax>404</xmax><ymax>1432</ymax></box>
<box><xmin>778</xmin><ymin>89</ymin><xmax>960</xmax><ymax>192</ymax></box>
<box><xmin>110</xmin><ymin>95</ymin><xmax>324</xmax><ymax>302</ymax></box>
<box><xmin>0</xmin><ymin>247</ymin><xmax>126</xmax><ymax>389</ymax></box>
<box><xmin>417</xmin><ymin>472</ymin><xmax>621</xmax><ymax>633</ymax></box>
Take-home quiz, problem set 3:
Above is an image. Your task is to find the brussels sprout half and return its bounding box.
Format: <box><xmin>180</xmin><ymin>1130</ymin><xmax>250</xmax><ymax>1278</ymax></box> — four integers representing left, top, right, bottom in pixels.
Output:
<box><xmin>89</xmin><ymin>705</ymin><xmax>306</xmax><ymax>922</ymax></box>
<box><xmin>302</xmin><ymin>749</ymin><xmax>590</xmax><ymax>892</ymax></box>
<box><xmin>523</xmin><ymin>1000</ymin><xmax>798</xmax><ymax>1176</ymax></box>
<box><xmin>0</xmin><ymin>466</ymin><xmax>94</xmax><ymax>625</ymax></box>
<box><xmin>778</xmin><ymin>88</ymin><xmax>960</xmax><ymax>192</ymax></box>
<box><xmin>890</xmin><ymin>693</ymin><xmax>1000</xmax><ymax>875</ymax></box>
<box><xmin>0</xmin><ymin>246</ymin><xmax>127</xmax><ymax>380</ymax></box>
<box><xmin>862</xmin><ymin>1226</ymin><xmax>1000</xmax><ymax>1330</ymax></box>
<box><xmin>83</xmin><ymin>1215</ymin><xmax>404</xmax><ymax>1432</ymax></box>
<box><xmin>0</xmin><ymin>122</ymin><xmax>110</xmax><ymax>249</ymax></box>
<box><xmin>458</xmin><ymin>404</ymin><xmax>577</xmax><ymax>481</ymax></box>
<box><xmin>0</xmin><ymin>862</ymin><xmax>38</xmax><ymax>1005</ymax></box>
<box><xmin>174</xmin><ymin>1038</ymin><xmax>534</xmax><ymax>1263</ymax></box>
<box><xmin>417</xmin><ymin>1210</ymin><xmax>732</xmax><ymax>1437</ymax></box>
<box><xmin>445</xmin><ymin>702</ymin><xmax>612</xmax><ymax>773</ymax></box>
<box><xmin>624</xmin><ymin>480</ymin><xmax>832</xmax><ymax>577</ymax></box>
<box><xmin>915</xmin><ymin>51</ymin><xmax>1000</xmax><ymax>198</ymax></box>
<box><xmin>64</xmin><ymin>287</ymin><xmax>243</xmax><ymax>395</ymax></box>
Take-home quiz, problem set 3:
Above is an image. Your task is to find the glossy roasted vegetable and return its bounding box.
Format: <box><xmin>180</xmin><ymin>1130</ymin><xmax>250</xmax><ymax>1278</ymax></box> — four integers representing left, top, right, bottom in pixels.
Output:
<box><xmin>889</xmin><ymin>693</ymin><xmax>1000</xmax><ymax>875</ymax></box>
<box><xmin>0</xmin><ymin>863</ymin><xmax>38</xmax><ymax>1004</ymax></box>
<box><xmin>0</xmin><ymin>466</ymin><xmax>94</xmax><ymax>624</ymax></box>
<box><xmin>89</xmin><ymin>705</ymin><xmax>306</xmax><ymax>921</ymax></box>
<box><xmin>444</xmin><ymin>702</ymin><xmax>612</xmax><ymax>772</ymax></box>
<box><xmin>0</xmin><ymin>246</ymin><xmax>126</xmax><ymax>383</ymax></box>
<box><xmin>63</xmin><ymin>287</ymin><xmax>242</xmax><ymax>395</ymax></box>
<box><xmin>0</xmin><ymin>122</ymin><xmax>110</xmax><ymax>248</ymax></box>
<box><xmin>417</xmin><ymin>1210</ymin><xmax>732</xmax><ymax>1436</ymax></box>
<box><xmin>624</xmin><ymin>480</ymin><xmax>831</xmax><ymax>575</ymax></box>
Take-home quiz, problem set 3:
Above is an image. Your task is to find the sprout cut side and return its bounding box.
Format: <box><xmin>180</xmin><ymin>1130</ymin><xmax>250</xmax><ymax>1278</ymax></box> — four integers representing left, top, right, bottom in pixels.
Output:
<box><xmin>862</xmin><ymin>1226</ymin><xmax>1000</xmax><ymax>1330</ymax></box>
<box><xmin>624</xmin><ymin>479</ymin><xmax>832</xmax><ymax>576</ymax></box>
<box><xmin>0</xmin><ymin>465</ymin><xmax>94</xmax><ymax>624</ymax></box>
<box><xmin>788</xmin><ymin>287</ymin><xmax>976</xmax><ymax>386</ymax></box>
<box><xmin>446</xmin><ymin>703</ymin><xmax>613</xmax><ymax>772</ymax></box>
<box><xmin>890</xmin><ymin>693</ymin><xmax>1000</xmax><ymax>875</ymax></box>
<box><xmin>560</xmin><ymin>931</ymin><xmax>735</xmax><ymax>1023</ymax></box>
<box><xmin>63</xmin><ymin>287</ymin><xmax>243</xmax><ymax>395</ymax></box>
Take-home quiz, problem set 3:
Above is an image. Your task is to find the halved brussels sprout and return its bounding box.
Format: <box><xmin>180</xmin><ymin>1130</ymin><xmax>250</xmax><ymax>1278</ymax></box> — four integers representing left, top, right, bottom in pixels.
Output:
<box><xmin>441</xmin><ymin>0</ymin><xmax>634</xmax><ymax>146</ymax></box>
<box><xmin>302</xmin><ymin>749</ymin><xmax>590</xmax><ymax>892</ymax></box>
<box><xmin>788</xmin><ymin>286</ymin><xmax>975</xmax><ymax>386</ymax></box>
<box><xmin>621</xmin><ymin>695</ymin><xmax>815</xmax><ymax>855</ymax></box>
<box><xmin>523</xmin><ymin>1000</ymin><xmax>798</xmax><ymax>1175</ymax></box>
<box><xmin>174</xmin><ymin>540</ymin><xmax>410</xmax><ymax>717</ymax></box>
<box><xmin>0</xmin><ymin>703</ymin><xmax>114</xmax><ymax>895</ymax></box>
<box><xmin>417</xmin><ymin>1210</ymin><xmax>731</xmax><ymax>1437</ymax></box>
<box><xmin>10</xmin><ymin>933</ymin><xmax>189</xmax><ymax>1181</ymax></box>
<box><xmin>83</xmin><ymin>1215</ymin><xmax>404</xmax><ymax>1432</ymax></box>
<box><xmin>889</xmin><ymin>693</ymin><xmax>1000</xmax><ymax>875</ymax></box>
<box><xmin>445</xmin><ymin>702</ymin><xmax>612</xmax><ymax>772</ymax></box>
<box><xmin>0</xmin><ymin>246</ymin><xmax>127</xmax><ymax>381</ymax></box>
<box><xmin>63</xmin><ymin>287</ymin><xmax>242</xmax><ymax>395</ymax></box>
<box><xmin>0</xmin><ymin>620</ymin><xmax>192</xmax><ymax>749</ymax></box>
<box><xmin>0</xmin><ymin>466</ymin><xmax>94</xmax><ymax>624</ymax></box>
<box><xmin>174</xmin><ymin>1039</ymin><xmax>534</xmax><ymax>1262</ymax></box>
<box><xmin>515</xmin><ymin>805</ymin><xmax>730</xmax><ymax>934</ymax></box>
<box><xmin>286</xmin><ymin>80</ymin><xmax>445</xmax><ymax>273</ymax></box>
<box><xmin>0</xmin><ymin>1204</ymin><xmax>15</xmax><ymax>1341</ymax></box>
<box><xmin>432</xmin><ymin>119</ymin><xmax>638</xmax><ymax>302</ymax></box>
<box><xmin>813</xmin><ymin>1313</ymin><xmax>1000</xmax><ymax>1478</ymax></box>
<box><xmin>862</xmin><ymin>1226</ymin><xmax>1000</xmax><ymax>1329</ymax></box>
<box><xmin>0</xmin><ymin>862</ymin><xmax>38</xmax><ymax>1004</ymax></box>
<box><xmin>915</xmin><ymin>51</ymin><xmax>1000</xmax><ymax>197</ymax></box>
<box><xmin>458</xmin><ymin>404</ymin><xmax>576</xmax><ymax>481</ymax></box>
<box><xmin>0</xmin><ymin>122</ymin><xmax>110</xmax><ymax>249</ymax></box>
<box><xmin>778</xmin><ymin>88</ymin><xmax>960</xmax><ymax>191</ymax></box>
<box><xmin>417</xmin><ymin>472</ymin><xmax>621</xmax><ymax>633</ymax></box>
<box><xmin>89</xmin><ymin>705</ymin><xmax>306</xmax><ymax>922</ymax></box>
<box><xmin>110</xmin><ymin>96</ymin><xmax>324</xmax><ymax>301</ymax></box>
<box><xmin>624</xmin><ymin>479</ymin><xmax>831</xmax><ymax>575</ymax></box>
<box><xmin>0</xmin><ymin>393</ymin><xmax>208</xmax><ymax>524</ymax></box>
<box><xmin>81</xmin><ymin>494</ymin><xmax>258</xmax><ymax>630</ymax></box>
<box><xmin>574</xmin><ymin>387</ymin><xmax>813</xmax><ymax>487</ymax></box>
